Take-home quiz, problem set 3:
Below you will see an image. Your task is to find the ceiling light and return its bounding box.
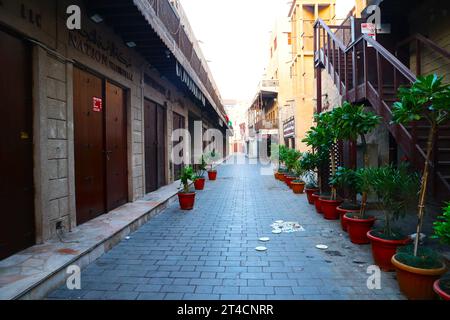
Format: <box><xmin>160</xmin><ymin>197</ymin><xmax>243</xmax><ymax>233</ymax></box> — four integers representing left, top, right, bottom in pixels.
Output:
<box><xmin>90</xmin><ymin>14</ymin><xmax>103</xmax><ymax>23</ymax></box>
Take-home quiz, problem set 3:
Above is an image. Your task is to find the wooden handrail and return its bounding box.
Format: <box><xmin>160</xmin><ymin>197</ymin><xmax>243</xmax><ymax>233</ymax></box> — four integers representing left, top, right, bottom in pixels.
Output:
<box><xmin>359</xmin><ymin>35</ymin><xmax>417</xmax><ymax>83</ymax></box>
<box><xmin>396</xmin><ymin>33</ymin><xmax>450</xmax><ymax>61</ymax></box>
<box><xmin>314</xmin><ymin>18</ymin><xmax>347</xmax><ymax>51</ymax></box>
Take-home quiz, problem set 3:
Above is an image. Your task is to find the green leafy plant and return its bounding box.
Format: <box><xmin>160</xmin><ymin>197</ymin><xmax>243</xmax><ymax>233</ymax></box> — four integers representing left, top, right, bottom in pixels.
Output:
<box><xmin>179</xmin><ymin>166</ymin><xmax>195</xmax><ymax>193</ymax></box>
<box><xmin>299</xmin><ymin>152</ymin><xmax>324</xmax><ymax>189</ymax></box>
<box><xmin>331</xmin><ymin>101</ymin><xmax>380</xmax><ymax>213</ymax></box>
<box><xmin>284</xmin><ymin>148</ymin><xmax>301</xmax><ymax>174</ymax></box>
<box><xmin>391</xmin><ymin>74</ymin><xmax>450</xmax><ymax>256</ymax></box>
<box><xmin>432</xmin><ymin>202</ymin><xmax>450</xmax><ymax>246</ymax></box>
<box><xmin>329</xmin><ymin>167</ymin><xmax>358</xmax><ymax>205</ymax></box>
<box><xmin>368</xmin><ymin>164</ymin><xmax>420</xmax><ymax>239</ymax></box>
<box><xmin>204</xmin><ymin>149</ymin><xmax>221</xmax><ymax>172</ymax></box>
<box><xmin>194</xmin><ymin>156</ymin><xmax>207</xmax><ymax>180</ymax></box>
<box><xmin>302</xmin><ymin>112</ymin><xmax>335</xmax><ymax>194</ymax></box>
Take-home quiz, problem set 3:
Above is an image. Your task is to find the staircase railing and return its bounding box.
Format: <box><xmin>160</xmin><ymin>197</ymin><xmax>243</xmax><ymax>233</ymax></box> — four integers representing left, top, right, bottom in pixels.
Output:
<box><xmin>313</xmin><ymin>18</ymin><xmax>450</xmax><ymax>199</ymax></box>
<box><xmin>395</xmin><ymin>33</ymin><xmax>450</xmax><ymax>76</ymax></box>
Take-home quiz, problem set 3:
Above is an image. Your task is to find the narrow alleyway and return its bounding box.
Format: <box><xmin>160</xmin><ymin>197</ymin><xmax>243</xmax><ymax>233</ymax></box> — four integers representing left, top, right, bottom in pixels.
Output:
<box><xmin>48</xmin><ymin>156</ymin><xmax>404</xmax><ymax>300</ymax></box>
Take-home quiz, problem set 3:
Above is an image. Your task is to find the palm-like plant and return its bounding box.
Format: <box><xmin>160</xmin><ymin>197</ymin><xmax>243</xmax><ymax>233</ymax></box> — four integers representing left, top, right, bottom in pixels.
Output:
<box><xmin>299</xmin><ymin>152</ymin><xmax>322</xmax><ymax>188</ymax></box>
<box><xmin>391</xmin><ymin>74</ymin><xmax>450</xmax><ymax>256</ymax></box>
<box><xmin>432</xmin><ymin>202</ymin><xmax>450</xmax><ymax>246</ymax></box>
<box><xmin>329</xmin><ymin>167</ymin><xmax>358</xmax><ymax>205</ymax></box>
<box><xmin>195</xmin><ymin>156</ymin><xmax>207</xmax><ymax>180</ymax></box>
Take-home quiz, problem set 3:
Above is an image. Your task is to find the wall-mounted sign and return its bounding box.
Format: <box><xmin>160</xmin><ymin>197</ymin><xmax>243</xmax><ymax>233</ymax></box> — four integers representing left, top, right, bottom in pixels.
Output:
<box><xmin>283</xmin><ymin>117</ymin><xmax>295</xmax><ymax>138</ymax></box>
<box><xmin>69</xmin><ymin>28</ymin><xmax>133</xmax><ymax>81</ymax></box>
<box><xmin>93</xmin><ymin>97</ymin><xmax>102</xmax><ymax>112</ymax></box>
<box><xmin>361</xmin><ymin>23</ymin><xmax>376</xmax><ymax>47</ymax></box>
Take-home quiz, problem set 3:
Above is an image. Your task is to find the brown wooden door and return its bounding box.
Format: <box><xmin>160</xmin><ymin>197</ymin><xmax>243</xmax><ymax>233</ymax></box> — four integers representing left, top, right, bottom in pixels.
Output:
<box><xmin>0</xmin><ymin>30</ymin><xmax>35</xmax><ymax>259</ymax></box>
<box><xmin>172</xmin><ymin>112</ymin><xmax>185</xmax><ymax>180</ymax></box>
<box><xmin>105</xmin><ymin>81</ymin><xmax>128</xmax><ymax>211</ymax></box>
<box><xmin>73</xmin><ymin>68</ymin><xmax>105</xmax><ymax>225</ymax></box>
<box><xmin>157</xmin><ymin>105</ymin><xmax>166</xmax><ymax>187</ymax></box>
<box><xmin>144</xmin><ymin>100</ymin><xmax>157</xmax><ymax>193</ymax></box>
<box><xmin>144</xmin><ymin>100</ymin><xmax>166</xmax><ymax>193</ymax></box>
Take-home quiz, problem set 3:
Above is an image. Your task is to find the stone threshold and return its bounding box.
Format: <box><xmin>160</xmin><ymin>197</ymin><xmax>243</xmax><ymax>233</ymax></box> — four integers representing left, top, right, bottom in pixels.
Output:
<box><xmin>0</xmin><ymin>179</ymin><xmax>185</xmax><ymax>300</ymax></box>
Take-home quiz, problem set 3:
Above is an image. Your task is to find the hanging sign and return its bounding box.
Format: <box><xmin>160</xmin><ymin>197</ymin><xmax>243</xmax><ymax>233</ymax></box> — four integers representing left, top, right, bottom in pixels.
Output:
<box><xmin>361</xmin><ymin>23</ymin><xmax>376</xmax><ymax>47</ymax></box>
<box><xmin>93</xmin><ymin>97</ymin><xmax>102</xmax><ymax>112</ymax></box>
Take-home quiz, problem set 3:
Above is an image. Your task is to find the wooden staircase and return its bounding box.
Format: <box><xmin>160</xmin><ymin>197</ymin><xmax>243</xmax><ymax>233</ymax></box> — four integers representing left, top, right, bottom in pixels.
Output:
<box><xmin>314</xmin><ymin>19</ymin><xmax>450</xmax><ymax>202</ymax></box>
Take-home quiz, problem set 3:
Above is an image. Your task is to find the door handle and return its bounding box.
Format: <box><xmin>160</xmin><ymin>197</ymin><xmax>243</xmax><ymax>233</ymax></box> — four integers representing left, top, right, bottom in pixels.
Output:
<box><xmin>103</xmin><ymin>150</ymin><xmax>113</xmax><ymax>161</ymax></box>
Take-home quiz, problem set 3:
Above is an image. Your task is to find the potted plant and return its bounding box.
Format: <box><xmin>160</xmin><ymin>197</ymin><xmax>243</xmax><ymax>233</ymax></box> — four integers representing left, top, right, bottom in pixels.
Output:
<box><xmin>178</xmin><ymin>166</ymin><xmax>196</xmax><ymax>210</ymax></box>
<box><xmin>277</xmin><ymin>145</ymin><xmax>288</xmax><ymax>181</ymax></box>
<box><xmin>366</xmin><ymin>164</ymin><xmax>419</xmax><ymax>271</ymax></box>
<box><xmin>343</xmin><ymin>167</ymin><xmax>376</xmax><ymax>244</ymax></box>
<box><xmin>193</xmin><ymin>156</ymin><xmax>207</xmax><ymax>190</ymax></box>
<box><xmin>432</xmin><ymin>202</ymin><xmax>450</xmax><ymax>300</ymax></box>
<box><xmin>300</xmin><ymin>152</ymin><xmax>320</xmax><ymax>204</ymax></box>
<box><xmin>284</xmin><ymin>148</ymin><xmax>301</xmax><ymax>188</ymax></box>
<box><xmin>205</xmin><ymin>150</ymin><xmax>220</xmax><ymax>181</ymax></box>
<box><xmin>330</xmin><ymin>167</ymin><xmax>361</xmax><ymax>230</ymax></box>
<box><xmin>391</xmin><ymin>74</ymin><xmax>450</xmax><ymax>299</ymax></box>
<box><xmin>302</xmin><ymin>113</ymin><xmax>334</xmax><ymax>212</ymax></box>
<box><xmin>291</xmin><ymin>160</ymin><xmax>306</xmax><ymax>194</ymax></box>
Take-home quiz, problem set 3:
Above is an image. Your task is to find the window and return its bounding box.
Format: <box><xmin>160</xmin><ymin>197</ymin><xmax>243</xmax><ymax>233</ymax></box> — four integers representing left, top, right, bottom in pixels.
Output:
<box><xmin>287</xmin><ymin>32</ymin><xmax>292</xmax><ymax>45</ymax></box>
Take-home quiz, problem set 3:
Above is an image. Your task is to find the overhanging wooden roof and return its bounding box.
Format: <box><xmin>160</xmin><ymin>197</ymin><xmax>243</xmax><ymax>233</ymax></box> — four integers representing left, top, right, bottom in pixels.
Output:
<box><xmin>86</xmin><ymin>0</ymin><xmax>228</xmax><ymax>127</ymax></box>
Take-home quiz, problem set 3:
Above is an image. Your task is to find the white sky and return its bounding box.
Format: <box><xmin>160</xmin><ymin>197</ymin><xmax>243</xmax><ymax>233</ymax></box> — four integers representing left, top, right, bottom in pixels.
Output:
<box><xmin>179</xmin><ymin>0</ymin><xmax>354</xmax><ymax>103</ymax></box>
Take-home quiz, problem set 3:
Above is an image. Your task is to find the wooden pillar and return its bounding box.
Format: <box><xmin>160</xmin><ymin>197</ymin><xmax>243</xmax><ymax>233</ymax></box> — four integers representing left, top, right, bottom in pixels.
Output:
<box><xmin>316</xmin><ymin>67</ymin><xmax>322</xmax><ymax>113</ymax></box>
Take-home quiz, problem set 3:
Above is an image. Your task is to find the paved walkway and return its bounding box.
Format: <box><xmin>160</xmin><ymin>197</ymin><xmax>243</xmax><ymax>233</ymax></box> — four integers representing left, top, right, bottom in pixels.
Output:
<box><xmin>47</xmin><ymin>156</ymin><xmax>404</xmax><ymax>300</ymax></box>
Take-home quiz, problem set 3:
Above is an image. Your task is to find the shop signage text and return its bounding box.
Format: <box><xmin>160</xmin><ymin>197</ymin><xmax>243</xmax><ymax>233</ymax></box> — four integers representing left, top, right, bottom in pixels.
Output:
<box><xmin>69</xmin><ymin>28</ymin><xmax>133</xmax><ymax>81</ymax></box>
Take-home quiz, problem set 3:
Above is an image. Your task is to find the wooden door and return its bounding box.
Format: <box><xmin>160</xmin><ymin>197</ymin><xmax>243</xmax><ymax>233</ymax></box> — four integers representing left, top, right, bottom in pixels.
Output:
<box><xmin>0</xmin><ymin>30</ymin><xmax>35</xmax><ymax>259</ymax></box>
<box><xmin>172</xmin><ymin>112</ymin><xmax>185</xmax><ymax>180</ymax></box>
<box><xmin>144</xmin><ymin>100</ymin><xmax>158</xmax><ymax>193</ymax></box>
<box><xmin>73</xmin><ymin>68</ymin><xmax>105</xmax><ymax>225</ymax></box>
<box><xmin>156</xmin><ymin>104</ymin><xmax>166</xmax><ymax>188</ymax></box>
<box><xmin>105</xmin><ymin>82</ymin><xmax>128</xmax><ymax>211</ymax></box>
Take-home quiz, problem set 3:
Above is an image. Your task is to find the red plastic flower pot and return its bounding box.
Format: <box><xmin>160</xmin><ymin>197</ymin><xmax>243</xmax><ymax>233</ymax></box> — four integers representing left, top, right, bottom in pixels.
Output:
<box><xmin>178</xmin><ymin>192</ymin><xmax>196</xmax><ymax>210</ymax></box>
<box><xmin>291</xmin><ymin>181</ymin><xmax>305</xmax><ymax>194</ymax></box>
<box><xmin>285</xmin><ymin>176</ymin><xmax>296</xmax><ymax>188</ymax></box>
<box><xmin>434</xmin><ymin>279</ymin><xmax>450</xmax><ymax>300</ymax></box>
<box><xmin>367</xmin><ymin>230</ymin><xmax>411</xmax><ymax>271</ymax></box>
<box><xmin>207</xmin><ymin>171</ymin><xmax>217</xmax><ymax>181</ymax></box>
<box><xmin>305</xmin><ymin>188</ymin><xmax>319</xmax><ymax>204</ymax></box>
<box><xmin>320</xmin><ymin>198</ymin><xmax>343</xmax><ymax>220</ymax></box>
<box><xmin>312</xmin><ymin>193</ymin><xmax>322</xmax><ymax>214</ymax></box>
<box><xmin>274</xmin><ymin>172</ymin><xmax>280</xmax><ymax>180</ymax></box>
<box><xmin>194</xmin><ymin>178</ymin><xmax>205</xmax><ymax>190</ymax></box>
<box><xmin>279</xmin><ymin>173</ymin><xmax>286</xmax><ymax>182</ymax></box>
<box><xmin>343</xmin><ymin>214</ymin><xmax>375</xmax><ymax>244</ymax></box>
<box><xmin>336</xmin><ymin>206</ymin><xmax>360</xmax><ymax>232</ymax></box>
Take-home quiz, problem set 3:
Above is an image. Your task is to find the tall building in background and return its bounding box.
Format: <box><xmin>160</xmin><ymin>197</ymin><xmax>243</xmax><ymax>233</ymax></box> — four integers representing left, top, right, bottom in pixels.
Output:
<box><xmin>289</xmin><ymin>0</ymin><xmax>336</xmax><ymax>151</ymax></box>
<box><xmin>224</xmin><ymin>99</ymin><xmax>248</xmax><ymax>154</ymax></box>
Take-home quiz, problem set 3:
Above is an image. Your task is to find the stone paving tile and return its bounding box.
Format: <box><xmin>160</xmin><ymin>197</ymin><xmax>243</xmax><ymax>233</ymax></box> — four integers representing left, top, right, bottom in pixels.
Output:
<box><xmin>47</xmin><ymin>157</ymin><xmax>404</xmax><ymax>300</ymax></box>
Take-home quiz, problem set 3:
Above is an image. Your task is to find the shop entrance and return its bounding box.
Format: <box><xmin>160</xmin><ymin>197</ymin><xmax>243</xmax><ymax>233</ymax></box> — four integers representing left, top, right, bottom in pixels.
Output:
<box><xmin>0</xmin><ymin>30</ymin><xmax>35</xmax><ymax>259</ymax></box>
<box><xmin>73</xmin><ymin>67</ymin><xmax>128</xmax><ymax>225</ymax></box>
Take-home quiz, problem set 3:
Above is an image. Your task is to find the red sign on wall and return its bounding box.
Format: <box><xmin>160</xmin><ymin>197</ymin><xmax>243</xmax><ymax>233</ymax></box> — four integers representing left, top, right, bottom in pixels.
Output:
<box><xmin>93</xmin><ymin>97</ymin><xmax>102</xmax><ymax>112</ymax></box>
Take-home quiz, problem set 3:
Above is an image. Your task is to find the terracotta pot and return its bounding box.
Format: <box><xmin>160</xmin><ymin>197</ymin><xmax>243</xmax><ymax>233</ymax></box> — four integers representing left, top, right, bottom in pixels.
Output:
<box><xmin>285</xmin><ymin>176</ymin><xmax>296</xmax><ymax>188</ymax></box>
<box><xmin>279</xmin><ymin>173</ymin><xmax>286</xmax><ymax>182</ymax></box>
<box><xmin>305</xmin><ymin>188</ymin><xmax>319</xmax><ymax>204</ymax></box>
<box><xmin>434</xmin><ymin>279</ymin><xmax>450</xmax><ymax>300</ymax></box>
<box><xmin>194</xmin><ymin>178</ymin><xmax>205</xmax><ymax>190</ymax></box>
<box><xmin>291</xmin><ymin>181</ymin><xmax>305</xmax><ymax>194</ymax></box>
<box><xmin>208</xmin><ymin>171</ymin><xmax>217</xmax><ymax>181</ymax></box>
<box><xmin>312</xmin><ymin>193</ymin><xmax>322</xmax><ymax>214</ymax></box>
<box><xmin>274</xmin><ymin>172</ymin><xmax>281</xmax><ymax>180</ymax></box>
<box><xmin>320</xmin><ymin>198</ymin><xmax>343</xmax><ymax>220</ymax></box>
<box><xmin>343</xmin><ymin>214</ymin><xmax>375</xmax><ymax>244</ymax></box>
<box><xmin>392</xmin><ymin>254</ymin><xmax>447</xmax><ymax>300</ymax></box>
<box><xmin>336</xmin><ymin>206</ymin><xmax>360</xmax><ymax>232</ymax></box>
<box><xmin>367</xmin><ymin>230</ymin><xmax>411</xmax><ymax>271</ymax></box>
<box><xmin>178</xmin><ymin>192</ymin><xmax>196</xmax><ymax>210</ymax></box>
